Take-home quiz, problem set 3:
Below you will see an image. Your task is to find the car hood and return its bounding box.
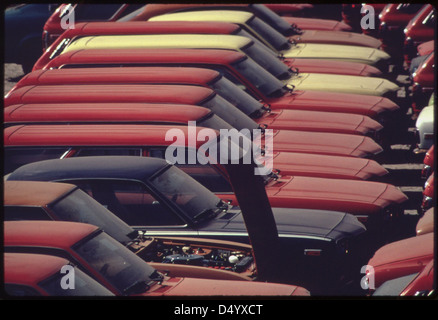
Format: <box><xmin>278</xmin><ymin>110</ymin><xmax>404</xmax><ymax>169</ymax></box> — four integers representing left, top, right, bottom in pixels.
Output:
<box><xmin>221</xmin><ymin>207</ymin><xmax>366</xmax><ymax>242</ymax></box>
<box><xmin>269</xmin><ymin>90</ymin><xmax>399</xmax><ymax>117</ymax></box>
<box><xmin>271</xmin><ymin>152</ymin><xmax>388</xmax><ymax>180</ymax></box>
<box><xmin>264</xmin><ymin>176</ymin><xmax>408</xmax><ymax>215</ymax></box>
<box><xmin>267</xmin><ymin>129</ymin><xmax>383</xmax><ymax>158</ymax></box>
<box><xmin>155</xmin><ymin>277</ymin><xmax>310</xmax><ymax>296</ymax></box>
<box><xmin>281</xmin><ymin>43</ymin><xmax>390</xmax><ymax>66</ymax></box>
<box><xmin>367</xmin><ymin>233</ymin><xmax>434</xmax><ymax>288</ymax></box>
<box><xmin>282</xmin><ymin>58</ymin><xmax>382</xmax><ymax>77</ymax></box>
<box><xmin>261</xmin><ymin>109</ymin><xmax>383</xmax><ymax>135</ymax></box>
<box><xmin>290</xmin><ymin>30</ymin><xmax>382</xmax><ymax>48</ymax></box>
<box><xmin>285</xmin><ymin>73</ymin><xmax>399</xmax><ymax>96</ymax></box>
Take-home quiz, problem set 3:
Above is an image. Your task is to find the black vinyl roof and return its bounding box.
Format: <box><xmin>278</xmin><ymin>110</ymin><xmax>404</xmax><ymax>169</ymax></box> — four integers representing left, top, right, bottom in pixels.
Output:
<box><xmin>7</xmin><ymin>156</ymin><xmax>170</xmax><ymax>183</ymax></box>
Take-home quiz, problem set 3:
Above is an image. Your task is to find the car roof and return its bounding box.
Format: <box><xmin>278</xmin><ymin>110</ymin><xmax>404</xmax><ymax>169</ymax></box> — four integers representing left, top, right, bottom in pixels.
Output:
<box><xmin>4</xmin><ymin>220</ymin><xmax>99</xmax><ymax>249</ymax></box>
<box><xmin>62</xmin><ymin>34</ymin><xmax>253</xmax><ymax>54</ymax></box>
<box><xmin>16</xmin><ymin>67</ymin><xmax>221</xmax><ymax>89</ymax></box>
<box><xmin>47</xmin><ymin>48</ymin><xmax>245</xmax><ymax>69</ymax></box>
<box><xmin>4</xmin><ymin>84</ymin><xmax>215</xmax><ymax>106</ymax></box>
<box><xmin>4</xmin><ymin>124</ymin><xmax>217</xmax><ymax>148</ymax></box>
<box><xmin>4</xmin><ymin>103</ymin><xmax>212</xmax><ymax>125</ymax></box>
<box><xmin>4</xmin><ymin>180</ymin><xmax>77</xmax><ymax>207</ymax></box>
<box><xmin>7</xmin><ymin>156</ymin><xmax>175</xmax><ymax>183</ymax></box>
<box><xmin>4</xmin><ymin>253</ymin><xmax>71</xmax><ymax>286</ymax></box>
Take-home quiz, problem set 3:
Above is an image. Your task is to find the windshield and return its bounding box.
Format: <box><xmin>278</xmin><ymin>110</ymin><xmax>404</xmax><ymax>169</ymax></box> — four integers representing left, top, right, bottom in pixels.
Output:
<box><xmin>201</xmin><ymin>94</ymin><xmax>259</xmax><ymax>131</ymax></box>
<box><xmin>38</xmin><ymin>264</ymin><xmax>114</xmax><ymax>296</ymax></box>
<box><xmin>50</xmin><ymin>188</ymin><xmax>136</xmax><ymax>244</ymax></box>
<box><xmin>74</xmin><ymin>231</ymin><xmax>160</xmax><ymax>295</ymax></box>
<box><xmin>247</xmin><ymin>16</ymin><xmax>291</xmax><ymax>51</ymax></box>
<box><xmin>250</xmin><ymin>4</ymin><xmax>296</xmax><ymax>35</ymax></box>
<box><xmin>231</xmin><ymin>56</ymin><xmax>286</xmax><ymax>98</ymax></box>
<box><xmin>209</xmin><ymin>76</ymin><xmax>266</xmax><ymax>118</ymax></box>
<box><xmin>241</xmin><ymin>42</ymin><xmax>292</xmax><ymax>80</ymax></box>
<box><xmin>149</xmin><ymin>166</ymin><xmax>224</xmax><ymax>223</ymax></box>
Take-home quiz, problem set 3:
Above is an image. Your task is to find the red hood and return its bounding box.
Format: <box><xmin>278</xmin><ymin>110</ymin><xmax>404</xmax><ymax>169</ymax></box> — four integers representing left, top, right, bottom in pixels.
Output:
<box><xmin>267</xmin><ymin>129</ymin><xmax>383</xmax><ymax>158</ymax></box>
<box><xmin>264</xmin><ymin>175</ymin><xmax>408</xmax><ymax>216</ymax></box>
<box><xmin>283</xmin><ymin>58</ymin><xmax>382</xmax><ymax>77</ymax></box>
<box><xmin>269</xmin><ymin>90</ymin><xmax>399</xmax><ymax>118</ymax></box>
<box><xmin>260</xmin><ymin>109</ymin><xmax>383</xmax><ymax>136</ymax></box>
<box><xmin>283</xmin><ymin>16</ymin><xmax>352</xmax><ymax>31</ymax></box>
<box><xmin>367</xmin><ymin>233</ymin><xmax>434</xmax><ymax>288</ymax></box>
<box><xmin>272</xmin><ymin>152</ymin><xmax>388</xmax><ymax>180</ymax></box>
<box><xmin>146</xmin><ymin>277</ymin><xmax>310</xmax><ymax>296</ymax></box>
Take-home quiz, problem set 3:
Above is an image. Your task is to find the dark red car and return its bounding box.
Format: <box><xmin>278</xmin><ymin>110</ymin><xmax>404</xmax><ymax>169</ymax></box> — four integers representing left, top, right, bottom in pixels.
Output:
<box><xmin>10</xmin><ymin>67</ymin><xmax>384</xmax><ymax>138</ymax></box>
<box><xmin>366</xmin><ymin>232</ymin><xmax>434</xmax><ymax>293</ymax></box>
<box><xmin>4</xmin><ymin>253</ymin><xmax>114</xmax><ymax>296</ymax></box>
<box><xmin>411</xmin><ymin>52</ymin><xmax>435</xmax><ymax>114</ymax></box>
<box><xmin>38</xmin><ymin>48</ymin><xmax>400</xmax><ymax>120</ymax></box>
<box><xmin>4</xmin><ymin>123</ymin><xmax>408</xmax><ymax>226</ymax></box>
<box><xmin>42</xmin><ymin>4</ymin><xmax>351</xmax><ymax>51</ymax></box>
<box><xmin>378</xmin><ymin>3</ymin><xmax>426</xmax><ymax>65</ymax></box>
<box><xmin>3</xmin><ymin>84</ymin><xmax>385</xmax><ymax>159</ymax></box>
<box><xmin>403</xmin><ymin>4</ymin><xmax>436</xmax><ymax>67</ymax></box>
<box><xmin>33</xmin><ymin>21</ymin><xmax>382</xmax><ymax>77</ymax></box>
<box><xmin>3</xmin><ymin>106</ymin><xmax>388</xmax><ymax>182</ymax></box>
<box><xmin>4</xmin><ymin>220</ymin><xmax>308</xmax><ymax>296</ymax></box>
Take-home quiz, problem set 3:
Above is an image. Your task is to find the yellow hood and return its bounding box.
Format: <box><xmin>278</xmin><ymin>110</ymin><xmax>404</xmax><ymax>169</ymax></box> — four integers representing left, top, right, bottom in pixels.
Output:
<box><xmin>286</xmin><ymin>73</ymin><xmax>400</xmax><ymax>96</ymax></box>
<box><xmin>282</xmin><ymin>43</ymin><xmax>391</xmax><ymax>66</ymax></box>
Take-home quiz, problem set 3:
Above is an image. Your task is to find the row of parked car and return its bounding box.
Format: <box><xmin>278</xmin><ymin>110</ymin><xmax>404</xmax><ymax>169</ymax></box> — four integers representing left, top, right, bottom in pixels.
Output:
<box><xmin>3</xmin><ymin>3</ymin><xmax>435</xmax><ymax>298</ymax></box>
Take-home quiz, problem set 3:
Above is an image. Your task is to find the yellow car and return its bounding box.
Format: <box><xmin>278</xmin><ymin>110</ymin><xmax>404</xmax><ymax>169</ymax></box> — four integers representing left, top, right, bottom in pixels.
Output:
<box><xmin>61</xmin><ymin>34</ymin><xmax>399</xmax><ymax>98</ymax></box>
<box><xmin>149</xmin><ymin>10</ymin><xmax>388</xmax><ymax>68</ymax></box>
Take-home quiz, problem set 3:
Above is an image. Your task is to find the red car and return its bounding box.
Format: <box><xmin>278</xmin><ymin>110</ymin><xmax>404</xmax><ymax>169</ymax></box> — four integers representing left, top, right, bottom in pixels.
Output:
<box><xmin>4</xmin><ymin>253</ymin><xmax>115</xmax><ymax>296</ymax></box>
<box><xmin>116</xmin><ymin>3</ymin><xmax>352</xmax><ymax>33</ymax></box>
<box><xmin>39</xmin><ymin>48</ymin><xmax>400</xmax><ymax>120</ymax></box>
<box><xmin>4</xmin><ymin>220</ymin><xmax>308</xmax><ymax>296</ymax></box>
<box><xmin>3</xmin><ymin>123</ymin><xmax>408</xmax><ymax>225</ymax></box>
<box><xmin>411</xmin><ymin>52</ymin><xmax>435</xmax><ymax>113</ymax></box>
<box><xmin>11</xmin><ymin>67</ymin><xmax>384</xmax><ymax>138</ymax></box>
<box><xmin>403</xmin><ymin>4</ymin><xmax>436</xmax><ymax>66</ymax></box>
<box><xmin>378</xmin><ymin>3</ymin><xmax>426</xmax><ymax>64</ymax></box>
<box><xmin>42</xmin><ymin>4</ymin><xmax>351</xmax><ymax>51</ymax></box>
<box><xmin>3</xmin><ymin>84</ymin><xmax>385</xmax><ymax>159</ymax></box>
<box><xmin>366</xmin><ymin>232</ymin><xmax>434</xmax><ymax>292</ymax></box>
<box><xmin>372</xmin><ymin>258</ymin><xmax>434</xmax><ymax>296</ymax></box>
<box><xmin>33</xmin><ymin>21</ymin><xmax>382</xmax><ymax>77</ymax></box>
<box><xmin>42</xmin><ymin>3</ymin><xmax>145</xmax><ymax>48</ymax></box>
<box><xmin>3</xmin><ymin>107</ymin><xmax>387</xmax><ymax>182</ymax></box>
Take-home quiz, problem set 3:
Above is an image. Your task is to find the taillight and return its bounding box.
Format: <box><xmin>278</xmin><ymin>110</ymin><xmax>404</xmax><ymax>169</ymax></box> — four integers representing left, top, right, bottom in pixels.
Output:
<box><xmin>421</xmin><ymin>165</ymin><xmax>432</xmax><ymax>179</ymax></box>
<box><xmin>421</xmin><ymin>195</ymin><xmax>433</xmax><ymax>212</ymax></box>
